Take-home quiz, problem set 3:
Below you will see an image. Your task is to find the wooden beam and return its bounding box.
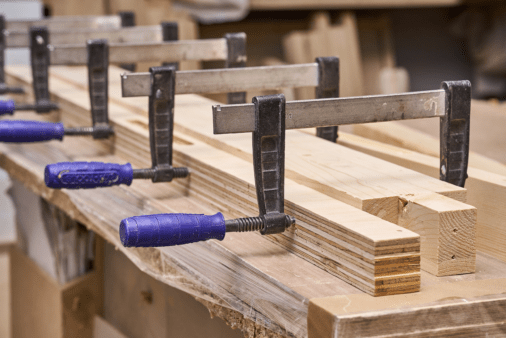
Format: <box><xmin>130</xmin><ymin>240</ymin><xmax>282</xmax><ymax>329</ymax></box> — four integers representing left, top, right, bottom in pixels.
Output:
<box><xmin>352</xmin><ymin>120</ymin><xmax>506</xmax><ymax>176</ymax></box>
<box><xmin>22</xmin><ymin>64</ymin><xmax>477</xmax><ymax>277</ymax></box>
<box><xmin>335</xmin><ymin>131</ymin><xmax>506</xmax><ymax>263</ymax></box>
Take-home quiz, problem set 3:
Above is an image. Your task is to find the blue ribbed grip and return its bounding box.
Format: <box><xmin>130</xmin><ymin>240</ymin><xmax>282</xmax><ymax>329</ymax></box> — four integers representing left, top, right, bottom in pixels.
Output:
<box><xmin>45</xmin><ymin>162</ymin><xmax>133</xmax><ymax>189</ymax></box>
<box><xmin>0</xmin><ymin>100</ymin><xmax>15</xmax><ymax>116</ymax></box>
<box><xmin>0</xmin><ymin>120</ymin><xmax>64</xmax><ymax>142</ymax></box>
<box><xmin>120</xmin><ymin>212</ymin><xmax>226</xmax><ymax>247</ymax></box>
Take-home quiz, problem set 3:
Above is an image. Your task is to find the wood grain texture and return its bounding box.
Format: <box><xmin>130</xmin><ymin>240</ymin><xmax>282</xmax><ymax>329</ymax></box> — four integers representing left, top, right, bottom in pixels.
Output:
<box><xmin>43</xmin><ymin>64</ymin><xmax>477</xmax><ymax>277</ymax></box>
<box><xmin>309</xmin><ymin>278</ymin><xmax>506</xmax><ymax>338</ymax></box>
<box><xmin>337</xmin><ymin>131</ymin><xmax>506</xmax><ymax>264</ymax></box>
<box><xmin>399</xmin><ymin>193</ymin><xmax>476</xmax><ymax>276</ymax></box>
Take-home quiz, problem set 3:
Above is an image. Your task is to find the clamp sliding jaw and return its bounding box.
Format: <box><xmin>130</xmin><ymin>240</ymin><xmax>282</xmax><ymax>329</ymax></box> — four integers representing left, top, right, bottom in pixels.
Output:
<box><xmin>0</xmin><ymin>16</ymin><xmax>24</xmax><ymax>94</ymax></box>
<box><xmin>0</xmin><ymin>39</ymin><xmax>113</xmax><ymax>142</ymax></box>
<box><xmin>0</xmin><ymin>27</ymin><xmax>58</xmax><ymax>115</ymax></box>
<box><xmin>120</xmin><ymin>94</ymin><xmax>295</xmax><ymax>248</ymax></box>
<box><xmin>45</xmin><ymin>66</ymin><xmax>189</xmax><ymax>189</ymax></box>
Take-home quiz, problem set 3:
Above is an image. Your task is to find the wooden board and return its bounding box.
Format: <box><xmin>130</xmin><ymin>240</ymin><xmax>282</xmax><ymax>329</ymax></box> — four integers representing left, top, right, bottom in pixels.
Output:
<box><xmin>335</xmin><ymin>131</ymin><xmax>506</xmax><ymax>264</ymax></box>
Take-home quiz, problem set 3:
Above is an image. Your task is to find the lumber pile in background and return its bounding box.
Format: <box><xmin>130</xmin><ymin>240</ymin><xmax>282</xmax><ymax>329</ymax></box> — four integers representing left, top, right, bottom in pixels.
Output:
<box><xmin>282</xmin><ymin>12</ymin><xmax>409</xmax><ymax>100</ymax></box>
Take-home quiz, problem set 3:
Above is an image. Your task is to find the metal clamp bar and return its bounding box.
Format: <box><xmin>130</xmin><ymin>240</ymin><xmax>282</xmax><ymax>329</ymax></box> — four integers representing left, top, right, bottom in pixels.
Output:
<box><xmin>49</xmin><ymin>38</ymin><xmax>229</xmax><ymax>65</ymax></box>
<box><xmin>121</xmin><ymin>63</ymin><xmax>319</xmax><ymax>97</ymax></box>
<box><xmin>6</xmin><ymin>25</ymin><xmax>163</xmax><ymax>48</ymax></box>
<box><xmin>87</xmin><ymin>39</ymin><xmax>113</xmax><ymax>139</ymax></box>
<box><xmin>6</xmin><ymin>14</ymin><xmax>123</xmax><ymax>31</ymax></box>
<box><xmin>213</xmin><ymin>89</ymin><xmax>446</xmax><ymax>134</ymax></box>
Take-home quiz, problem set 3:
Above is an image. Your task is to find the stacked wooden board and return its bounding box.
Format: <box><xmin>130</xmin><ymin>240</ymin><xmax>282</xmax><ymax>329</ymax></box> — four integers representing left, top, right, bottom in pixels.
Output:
<box><xmin>3</xmin><ymin>64</ymin><xmax>506</xmax><ymax>337</ymax></box>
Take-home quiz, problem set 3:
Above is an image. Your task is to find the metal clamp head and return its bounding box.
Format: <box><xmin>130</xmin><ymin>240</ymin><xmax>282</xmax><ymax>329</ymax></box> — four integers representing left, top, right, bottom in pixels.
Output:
<box><xmin>149</xmin><ymin>65</ymin><xmax>177</xmax><ymax>182</ymax></box>
<box><xmin>315</xmin><ymin>56</ymin><xmax>340</xmax><ymax>142</ymax></box>
<box><xmin>119</xmin><ymin>11</ymin><xmax>135</xmax><ymax>27</ymax></box>
<box><xmin>252</xmin><ymin>94</ymin><xmax>287</xmax><ymax>235</ymax></box>
<box><xmin>224</xmin><ymin>32</ymin><xmax>247</xmax><ymax>104</ymax></box>
<box><xmin>118</xmin><ymin>11</ymin><xmax>136</xmax><ymax>71</ymax></box>
<box><xmin>440</xmin><ymin>80</ymin><xmax>471</xmax><ymax>188</ymax></box>
<box><xmin>161</xmin><ymin>21</ymin><xmax>179</xmax><ymax>70</ymax></box>
<box><xmin>30</xmin><ymin>26</ymin><xmax>52</xmax><ymax>112</ymax></box>
<box><xmin>87</xmin><ymin>39</ymin><xmax>113</xmax><ymax>139</ymax></box>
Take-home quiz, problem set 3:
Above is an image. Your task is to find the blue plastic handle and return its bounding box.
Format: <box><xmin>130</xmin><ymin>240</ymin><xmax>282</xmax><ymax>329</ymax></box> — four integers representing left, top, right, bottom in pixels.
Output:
<box><xmin>0</xmin><ymin>120</ymin><xmax>64</xmax><ymax>142</ymax></box>
<box><xmin>45</xmin><ymin>162</ymin><xmax>133</xmax><ymax>189</ymax></box>
<box><xmin>0</xmin><ymin>100</ymin><xmax>15</xmax><ymax>116</ymax></box>
<box><xmin>120</xmin><ymin>212</ymin><xmax>226</xmax><ymax>247</ymax></box>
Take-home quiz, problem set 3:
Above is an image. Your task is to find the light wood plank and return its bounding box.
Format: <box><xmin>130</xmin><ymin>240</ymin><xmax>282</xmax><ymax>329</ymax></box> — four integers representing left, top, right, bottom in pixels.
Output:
<box><xmin>336</xmin><ymin>131</ymin><xmax>506</xmax><ymax>263</ymax></box>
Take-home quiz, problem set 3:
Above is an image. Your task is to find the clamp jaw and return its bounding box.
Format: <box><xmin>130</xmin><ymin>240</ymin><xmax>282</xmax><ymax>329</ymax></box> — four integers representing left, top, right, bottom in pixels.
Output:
<box><xmin>0</xmin><ymin>39</ymin><xmax>114</xmax><ymax>142</ymax></box>
<box><xmin>86</xmin><ymin>39</ymin><xmax>114</xmax><ymax>139</ymax></box>
<box><xmin>224</xmin><ymin>32</ymin><xmax>247</xmax><ymax>104</ymax></box>
<box><xmin>0</xmin><ymin>15</ymin><xmax>24</xmax><ymax>94</ymax></box>
<box><xmin>315</xmin><ymin>57</ymin><xmax>339</xmax><ymax>143</ymax></box>
<box><xmin>118</xmin><ymin>11</ymin><xmax>136</xmax><ymax>72</ymax></box>
<box><xmin>44</xmin><ymin>65</ymin><xmax>189</xmax><ymax>189</ymax></box>
<box><xmin>30</xmin><ymin>26</ymin><xmax>58</xmax><ymax>113</ymax></box>
<box><xmin>119</xmin><ymin>94</ymin><xmax>295</xmax><ymax>248</ymax></box>
<box><xmin>161</xmin><ymin>22</ymin><xmax>179</xmax><ymax>69</ymax></box>
<box><xmin>440</xmin><ymin>80</ymin><xmax>471</xmax><ymax>187</ymax></box>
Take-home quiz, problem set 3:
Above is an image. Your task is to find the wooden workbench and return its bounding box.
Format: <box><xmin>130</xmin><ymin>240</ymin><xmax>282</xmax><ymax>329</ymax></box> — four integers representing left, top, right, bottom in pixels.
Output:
<box><xmin>2</xmin><ymin>65</ymin><xmax>506</xmax><ymax>337</ymax></box>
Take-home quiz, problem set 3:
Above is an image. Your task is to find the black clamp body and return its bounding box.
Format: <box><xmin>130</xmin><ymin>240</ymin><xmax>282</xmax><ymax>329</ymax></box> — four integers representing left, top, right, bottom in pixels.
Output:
<box><xmin>161</xmin><ymin>22</ymin><xmax>179</xmax><ymax>69</ymax></box>
<box><xmin>315</xmin><ymin>57</ymin><xmax>339</xmax><ymax>142</ymax></box>
<box><xmin>0</xmin><ymin>16</ymin><xmax>20</xmax><ymax>94</ymax></box>
<box><xmin>118</xmin><ymin>11</ymin><xmax>136</xmax><ymax>72</ymax></box>
<box><xmin>132</xmin><ymin>66</ymin><xmax>189</xmax><ymax>182</ymax></box>
<box><xmin>29</xmin><ymin>26</ymin><xmax>58</xmax><ymax>113</ymax></box>
<box><xmin>252</xmin><ymin>94</ymin><xmax>293</xmax><ymax>235</ymax></box>
<box><xmin>224</xmin><ymin>32</ymin><xmax>247</xmax><ymax>105</ymax></box>
<box><xmin>440</xmin><ymin>80</ymin><xmax>471</xmax><ymax>188</ymax></box>
<box><xmin>87</xmin><ymin>39</ymin><xmax>113</xmax><ymax>139</ymax></box>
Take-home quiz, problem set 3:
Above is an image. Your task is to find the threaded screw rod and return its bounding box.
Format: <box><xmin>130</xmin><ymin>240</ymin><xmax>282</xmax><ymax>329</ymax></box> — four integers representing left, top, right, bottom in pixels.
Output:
<box><xmin>225</xmin><ymin>215</ymin><xmax>296</xmax><ymax>233</ymax></box>
<box><xmin>132</xmin><ymin>167</ymin><xmax>189</xmax><ymax>180</ymax></box>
